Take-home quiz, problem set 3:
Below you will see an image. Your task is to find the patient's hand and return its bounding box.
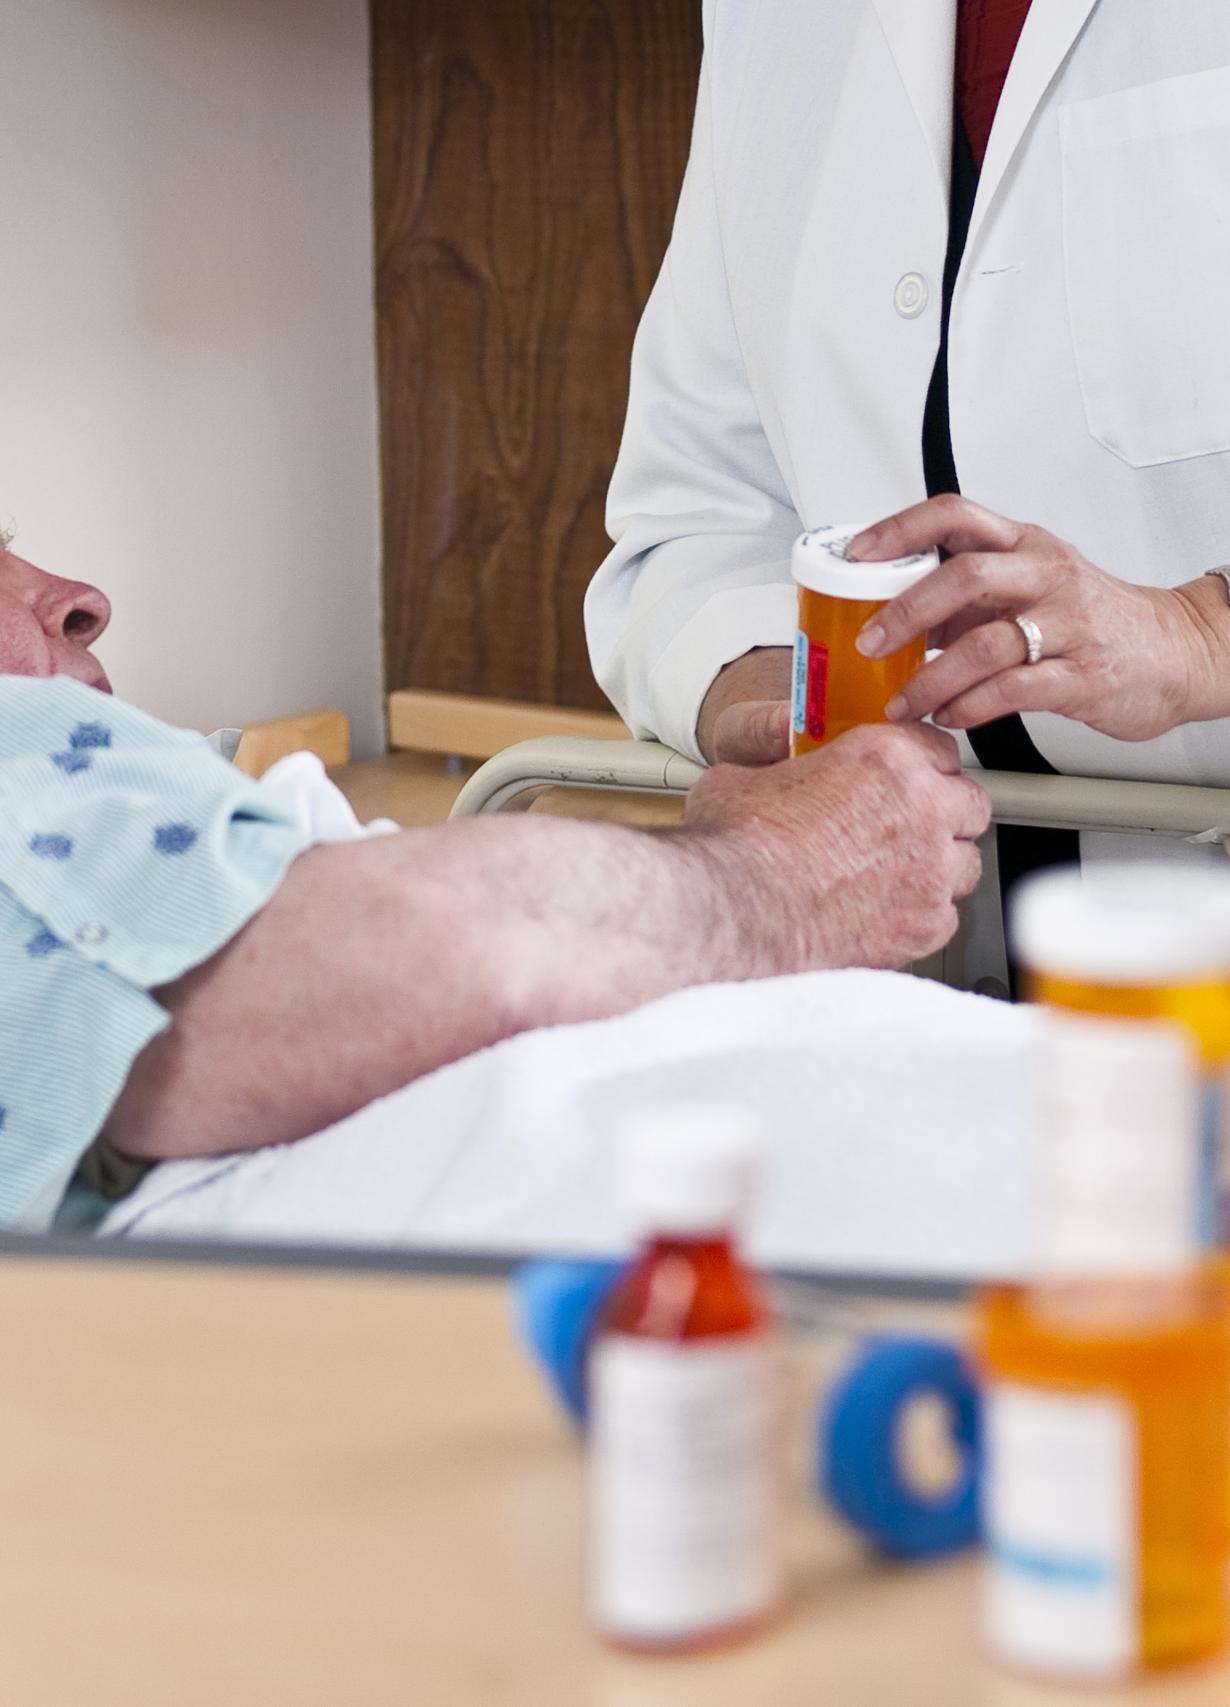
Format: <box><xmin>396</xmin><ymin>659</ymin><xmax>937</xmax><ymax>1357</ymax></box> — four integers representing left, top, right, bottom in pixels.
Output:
<box><xmin>684</xmin><ymin>723</ymin><xmax>990</xmax><ymax>970</ymax></box>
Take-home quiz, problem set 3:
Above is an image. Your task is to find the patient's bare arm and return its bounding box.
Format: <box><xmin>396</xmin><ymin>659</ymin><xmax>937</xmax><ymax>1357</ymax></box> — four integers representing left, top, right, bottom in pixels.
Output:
<box><xmin>105</xmin><ymin>723</ymin><xmax>989</xmax><ymax>1161</ymax></box>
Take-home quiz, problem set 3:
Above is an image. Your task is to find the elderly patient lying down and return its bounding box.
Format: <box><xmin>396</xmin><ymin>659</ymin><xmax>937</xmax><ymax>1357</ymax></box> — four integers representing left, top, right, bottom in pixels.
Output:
<box><xmin>0</xmin><ymin>538</ymin><xmax>991</xmax><ymax>1236</ymax></box>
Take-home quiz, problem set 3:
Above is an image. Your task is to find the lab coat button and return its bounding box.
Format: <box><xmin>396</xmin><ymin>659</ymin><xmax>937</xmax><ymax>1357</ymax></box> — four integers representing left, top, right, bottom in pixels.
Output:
<box><xmin>75</xmin><ymin>921</ymin><xmax>109</xmax><ymax>948</ymax></box>
<box><xmin>894</xmin><ymin>273</ymin><xmax>928</xmax><ymax>318</ymax></box>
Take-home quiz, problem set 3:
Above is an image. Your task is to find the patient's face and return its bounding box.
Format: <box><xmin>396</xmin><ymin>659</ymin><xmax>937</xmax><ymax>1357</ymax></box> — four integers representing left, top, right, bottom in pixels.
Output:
<box><xmin>0</xmin><ymin>546</ymin><xmax>112</xmax><ymax>692</ymax></box>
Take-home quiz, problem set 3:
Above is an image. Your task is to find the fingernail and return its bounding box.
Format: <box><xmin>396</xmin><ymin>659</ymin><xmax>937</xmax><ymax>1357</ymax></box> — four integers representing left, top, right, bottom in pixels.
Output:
<box><xmin>885</xmin><ymin>695</ymin><xmax>908</xmax><ymax>721</ymax></box>
<box><xmin>856</xmin><ymin>623</ymin><xmax>887</xmax><ymax>658</ymax></box>
<box><xmin>848</xmin><ymin>529</ymin><xmax>878</xmax><ymax>560</ymax></box>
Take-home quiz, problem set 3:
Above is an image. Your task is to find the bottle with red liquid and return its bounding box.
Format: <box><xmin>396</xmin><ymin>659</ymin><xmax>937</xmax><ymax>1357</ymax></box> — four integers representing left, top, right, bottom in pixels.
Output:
<box><xmin>587</xmin><ymin>1109</ymin><xmax>782</xmax><ymax>1651</ymax></box>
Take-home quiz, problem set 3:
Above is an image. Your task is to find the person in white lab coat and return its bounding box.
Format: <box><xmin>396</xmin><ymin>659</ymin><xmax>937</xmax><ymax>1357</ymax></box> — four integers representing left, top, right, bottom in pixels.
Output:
<box><xmin>585</xmin><ymin>0</ymin><xmax>1230</xmax><ymax>943</ymax></box>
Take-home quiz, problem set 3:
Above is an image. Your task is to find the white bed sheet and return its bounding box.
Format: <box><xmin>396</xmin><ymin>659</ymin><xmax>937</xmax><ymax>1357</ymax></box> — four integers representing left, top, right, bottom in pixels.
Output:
<box><xmin>102</xmin><ymin>970</ymin><xmax>1036</xmax><ymax>1281</ymax></box>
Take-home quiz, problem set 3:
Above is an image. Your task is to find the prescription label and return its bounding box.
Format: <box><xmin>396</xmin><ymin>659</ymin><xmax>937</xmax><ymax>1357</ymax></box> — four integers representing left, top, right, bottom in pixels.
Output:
<box><xmin>983</xmin><ymin>1381</ymin><xmax>1137</xmax><ymax>1680</ymax></box>
<box><xmin>791</xmin><ymin>631</ymin><xmax>829</xmax><ymax>741</ymax></box>
<box><xmin>791</xmin><ymin>632</ymin><xmax>809</xmax><ymax>736</ymax></box>
<box><xmin>589</xmin><ymin>1334</ymin><xmax>781</xmax><ymax>1642</ymax></box>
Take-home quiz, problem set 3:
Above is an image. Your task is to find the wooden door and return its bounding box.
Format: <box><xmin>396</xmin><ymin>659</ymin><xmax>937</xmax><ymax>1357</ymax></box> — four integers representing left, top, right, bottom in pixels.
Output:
<box><xmin>371</xmin><ymin>0</ymin><xmax>703</xmax><ymax>710</ymax></box>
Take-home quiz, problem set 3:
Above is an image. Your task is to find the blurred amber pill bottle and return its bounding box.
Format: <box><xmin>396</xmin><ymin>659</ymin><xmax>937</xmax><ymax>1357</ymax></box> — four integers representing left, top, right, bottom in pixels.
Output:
<box><xmin>789</xmin><ymin>525</ymin><xmax>938</xmax><ymax>756</ymax></box>
<box><xmin>976</xmin><ymin>1015</ymin><xmax>1230</xmax><ymax>1681</ymax></box>
<box><xmin>1012</xmin><ymin>864</ymin><xmax>1230</xmax><ymax>1250</ymax></box>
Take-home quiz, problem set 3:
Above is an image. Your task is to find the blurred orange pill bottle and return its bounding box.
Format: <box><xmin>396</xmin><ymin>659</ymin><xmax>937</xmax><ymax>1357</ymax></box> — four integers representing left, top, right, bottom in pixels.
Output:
<box><xmin>1012</xmin><ymin>864</ymin><xmax>1230</xmax><ymax>1251</ymax></box>
<box><xmin>789</xmin><ymin>524</ymin><xmax>938</xmax><ymax>756</ymax></box>
<box><xmin>977</xmin><ymin>1013</ymin><xmax>1230</xmax><ymax>1682</ymax></box>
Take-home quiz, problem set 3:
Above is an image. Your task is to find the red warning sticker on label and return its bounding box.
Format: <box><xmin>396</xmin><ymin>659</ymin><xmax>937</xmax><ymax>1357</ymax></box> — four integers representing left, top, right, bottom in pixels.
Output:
<box><xmin>805</xmin><ymin>640</ymin><xmax>829</xmax><ymax>740</ymax></box>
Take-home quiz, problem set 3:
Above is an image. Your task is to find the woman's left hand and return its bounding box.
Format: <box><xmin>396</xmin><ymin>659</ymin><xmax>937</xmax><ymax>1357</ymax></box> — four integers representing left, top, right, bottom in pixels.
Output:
<box><xmin>850</xmin><ymin>495</ymin><xmax>1229</xmax><ymax>743</ymax></box>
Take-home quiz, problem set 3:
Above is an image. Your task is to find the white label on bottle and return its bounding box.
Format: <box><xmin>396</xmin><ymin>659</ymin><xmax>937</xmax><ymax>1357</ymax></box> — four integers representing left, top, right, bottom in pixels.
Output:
<box><xmin>1035</xmin><ymin>1014</ymin><xmax>1199</xmax><ymax>1277</ymax></box>
<box><xmin>983</xmin><ymin>1382</ymin><xmax>1138</xmax><ymax>1680</ymax></box>
<box><xmin>589</xmin><ymin>1333</ymin><xmax>781</xmax><ymax>1642</ymax></box>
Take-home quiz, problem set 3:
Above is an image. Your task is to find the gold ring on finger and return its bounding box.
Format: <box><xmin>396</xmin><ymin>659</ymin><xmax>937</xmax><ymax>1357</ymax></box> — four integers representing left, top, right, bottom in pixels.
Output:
<box><xmin>1013</xmin><ymin>614</ymin><xmax>1044</xmax><ymax>666</ymax></box>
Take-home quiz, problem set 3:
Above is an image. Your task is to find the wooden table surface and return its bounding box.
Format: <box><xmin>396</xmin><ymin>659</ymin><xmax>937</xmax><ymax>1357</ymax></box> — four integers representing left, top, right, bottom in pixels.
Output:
<box><xmin>0</xmin><ymin>1257</ymin><xmax>1222</xmax><ymax>1707</ymax></box>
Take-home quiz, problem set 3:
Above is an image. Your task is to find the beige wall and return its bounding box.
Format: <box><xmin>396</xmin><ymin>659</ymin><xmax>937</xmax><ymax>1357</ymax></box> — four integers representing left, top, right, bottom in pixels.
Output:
<box><xmin>0</xmin><ymin>0</ymin><xmax>384</xmax><ymax>753</ymax></box>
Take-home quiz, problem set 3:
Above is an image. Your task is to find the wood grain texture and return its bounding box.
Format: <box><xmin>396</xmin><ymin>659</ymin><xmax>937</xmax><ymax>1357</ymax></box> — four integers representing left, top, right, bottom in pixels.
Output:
<box><xmin>371</xmin><ymin>0</ymin><xmax>703</xmax><ymax>709</ymax></box>
<box><xmin>232</xmin><ymin>709</ymin><xmax>351</xmax><ymax>777</ymax></box>
<box><xmin>387</xmin><ymin>686</ymin><xmax>625</xmax><ymax>757</ymax></box>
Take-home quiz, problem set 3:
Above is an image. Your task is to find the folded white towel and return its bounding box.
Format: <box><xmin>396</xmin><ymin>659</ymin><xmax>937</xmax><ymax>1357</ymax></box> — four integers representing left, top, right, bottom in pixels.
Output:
<box><xmin>102</xmin><ymin>970</ymin><xmax>1035</xmax><ymax>1282</ymax></box>
<box><xmin>257</xmin><ymin>751</ymin><xmax>400</xmax><ymax>840</ymax></box>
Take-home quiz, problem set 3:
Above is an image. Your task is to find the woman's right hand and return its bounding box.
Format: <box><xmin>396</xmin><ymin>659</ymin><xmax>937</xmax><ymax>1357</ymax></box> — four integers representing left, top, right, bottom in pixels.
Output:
<box><xmin>696</xmin><ymin>646</ymin><xmax>792</xmax><ymax>764</ymax></box>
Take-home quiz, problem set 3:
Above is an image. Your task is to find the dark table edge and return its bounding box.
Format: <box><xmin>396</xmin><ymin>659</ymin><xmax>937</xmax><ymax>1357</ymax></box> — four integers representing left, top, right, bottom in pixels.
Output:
<box><xmin>0</xmin><ymin>1228</ymin><xmax>968</xmax><ymax>1300</ymax></box>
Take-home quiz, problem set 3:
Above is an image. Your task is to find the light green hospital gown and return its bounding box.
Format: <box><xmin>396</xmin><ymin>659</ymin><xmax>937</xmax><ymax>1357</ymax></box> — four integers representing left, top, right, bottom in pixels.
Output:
<box><xmin>0</xmin><ymin>677</ymin><xmax>313</xmax><ymax>1229</ymax></box>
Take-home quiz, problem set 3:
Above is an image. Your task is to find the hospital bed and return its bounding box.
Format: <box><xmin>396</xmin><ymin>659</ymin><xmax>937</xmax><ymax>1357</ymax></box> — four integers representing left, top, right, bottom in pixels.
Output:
<box><xmin>103</xmin><ymin>731</ymin><xmax>1230</xmax><ymax>1264</ymax></box>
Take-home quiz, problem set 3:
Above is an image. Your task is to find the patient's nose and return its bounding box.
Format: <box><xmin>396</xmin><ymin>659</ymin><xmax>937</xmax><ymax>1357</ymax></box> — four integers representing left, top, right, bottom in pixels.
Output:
<box><xmin>41</xmin><ymin>575</ymin><xmax>111</xmax><ymax>649</ymax></box>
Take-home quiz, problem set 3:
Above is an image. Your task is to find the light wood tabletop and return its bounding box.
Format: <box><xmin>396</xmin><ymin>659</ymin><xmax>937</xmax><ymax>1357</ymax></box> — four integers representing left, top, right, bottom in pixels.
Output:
<box><xmin>0</xmin><ymin>1256</ymin><xmax>1223</xmax><ymax>1707</ymax></box>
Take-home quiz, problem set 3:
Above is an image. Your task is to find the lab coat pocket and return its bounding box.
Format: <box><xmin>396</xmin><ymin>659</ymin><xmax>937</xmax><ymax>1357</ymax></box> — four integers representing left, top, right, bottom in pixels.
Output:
<box><xmin>1060</xmin><ymin>67</ymin><xmax>1230</xmax><ymax>468</ymax></box>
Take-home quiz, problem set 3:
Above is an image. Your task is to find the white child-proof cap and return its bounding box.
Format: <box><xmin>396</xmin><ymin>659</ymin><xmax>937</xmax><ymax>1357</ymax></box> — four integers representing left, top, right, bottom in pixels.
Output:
<box><xmin>1034</xmin><ymin>1012</ymin><xmax>1200</xmax><ymax>1278</ymax></box>
<box><xmin>617</xmin><ymin>1107</ymin><xmax>769</xmax><ymax>1237</ymax></box>
<box><xmin>1011</xmin><ymin>862</ymin><xmax>1230</xmax><ymax>985</ymax></box>
<box><xmin>791</xmin><ymin>524</ymin><xmax>940</xmax><ymax>601</ymax></box>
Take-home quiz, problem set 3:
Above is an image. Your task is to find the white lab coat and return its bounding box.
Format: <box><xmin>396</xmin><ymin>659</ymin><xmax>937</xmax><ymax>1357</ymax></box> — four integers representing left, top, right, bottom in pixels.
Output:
<box><xmin>585</xmin><ymin>0</ymin><xmax>1230</xmax><ymax>803</ymax></box>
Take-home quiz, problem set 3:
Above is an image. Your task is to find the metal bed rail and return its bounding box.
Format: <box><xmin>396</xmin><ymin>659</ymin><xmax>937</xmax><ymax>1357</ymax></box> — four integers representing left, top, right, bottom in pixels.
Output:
<box><xmin>449</xmin><ymin>736</ymin><xmax>1230</xmax><ymax>853</ymax></box>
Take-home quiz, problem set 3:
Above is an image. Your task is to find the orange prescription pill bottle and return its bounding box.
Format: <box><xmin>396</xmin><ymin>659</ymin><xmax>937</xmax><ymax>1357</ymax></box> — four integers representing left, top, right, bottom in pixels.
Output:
<box><xmin>977</xmin><ymin>1014</ymin><xmax>1230</xmax><ymax>1681</ymax></box>
<box><xmin>588</xmin><ymin>1109</ymin><xmax>781</xmax><ymax>1652</ymax></box>
<box><xmin>790</xmin><ymin>524</ymin><xmax>939</xmax><ymax>756</ymax></box>
<box><xmin>1011</xmin><ymin>864</ymin><xmax>1230</xmax><ymax>1249</ymax></box>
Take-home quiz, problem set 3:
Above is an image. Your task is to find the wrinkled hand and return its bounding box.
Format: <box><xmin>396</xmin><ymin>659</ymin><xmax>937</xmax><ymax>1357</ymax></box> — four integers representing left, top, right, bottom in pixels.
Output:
<box><xmin>850</xmin><ymin>495</ymin><xmax>1228</xmax><ymax>742</ymax></box>
<box><xmin>696</xmin><ymin>646</ymin><xmax>792</xmax><ymax>764</ymax></box>
<box><xmin>685</xmin><ymin>722</ymin><xmax>990</xmax><ymax>971</ymax></box>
